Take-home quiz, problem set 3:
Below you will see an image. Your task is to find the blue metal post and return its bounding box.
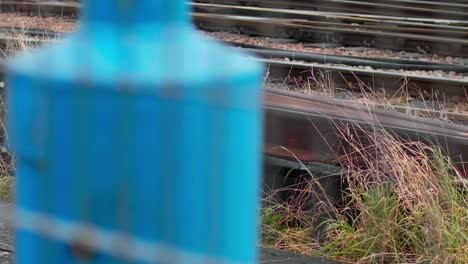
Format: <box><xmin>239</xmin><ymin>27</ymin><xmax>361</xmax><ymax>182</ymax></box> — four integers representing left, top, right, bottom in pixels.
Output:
<box><xmin>7</xmin><ymin>0</ymin><xmax>263</xmax><ymax>263</ymax></box>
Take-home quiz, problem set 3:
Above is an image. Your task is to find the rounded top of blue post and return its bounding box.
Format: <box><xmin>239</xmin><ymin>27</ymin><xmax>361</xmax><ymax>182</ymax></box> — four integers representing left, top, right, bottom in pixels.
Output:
<box><xmin>8</xmin><ymin>0</ymin><xmax>263</xmax><ymax>86</ymax></box>
<box><xmin>81</xmin><ymin>0</ymin><xmax>189</xmax><ymax>26</ymax></box>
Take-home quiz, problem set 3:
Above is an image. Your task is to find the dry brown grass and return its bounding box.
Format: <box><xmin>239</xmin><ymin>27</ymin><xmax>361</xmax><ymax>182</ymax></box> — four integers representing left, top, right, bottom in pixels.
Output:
<box><xmin>0</xmin><ymin>93</ymin><xmax>13</xmax><ymax>202</ymax></box>
<box><xmin>261</xmin><ymin>124</ymin><xmax>467</xmax><ymax>263</ymax></box>
<box><xmin>0</xmin><ymin>175</ymin><xmax>13</xmax><ymax>202</ymax></box>
<box><xmin>0</xmin><ymin>32</ymin><xmax>41</xmax><ymax>59</ymax></box>
<box><xmin>265</xmin><ymin>66</ymin><xmax>468</xmax><ymax>123</ymax></box>
<box><xmin>325</xmin><ymin>126</ymin><xmax>467</xmax><ymax>263</ymax></box>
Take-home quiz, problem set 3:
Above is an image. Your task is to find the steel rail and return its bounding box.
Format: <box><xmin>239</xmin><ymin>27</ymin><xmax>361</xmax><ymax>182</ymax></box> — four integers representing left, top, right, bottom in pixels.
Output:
<box><xmin>1</xmin><ymin>33</ymin><xmax>467</xmax><ymax>127</ymax></box>
<box><xmin>1</xmin><ymin>27</ymin><xmax>466</xmax><ymax>72</ymax></box>
<box><xmin>195</xmin><ymin>0</ymin><xmax>468</xmax><ymax>20</ymax></box>
<box><xmin>0</xmin><ymin>59</ymin><xmax>465</xmax><ymax>174</ymax></box>
<box><xmin>234</xmin><ymin>44</ymin><xmax>468</xmax><ymax>72</ymax></box>
<box><xmin>192</xmin><ymin>3</ymin><xmax>468</xmax><ymax>30</ymax></box>
<box><xmin>0</xmin><ymin>33</ymin><xmax>465</xmax><ymax>98</ymax></box>
<box><xmin>195</xmin><ymin>13</ymin><xmax>468</xmax><ymax>42</ymax></box>
<box><xmin>4</xmin><ymin>1</ymin><xmax>468</xmax><ymax>25</ymax></box>
<box><xmin>0</xmin><ymin>4</ymin><xmax>465</xmax><ymax>174</ymax></box>
<box><xmin>193</xmin><ymin>13</ymin><xmax>468</xmax><ymax>57</ymax></box>
<box><xmin>260</xmin><ymin>58</ymin><xmax>468</xmax><ymax>124</ymax></box>
<box><xmin>1</xmin><ymin>1</ymin><xmax>467</xmax><ymax>56</ymax></box>
<box><xmin>260</xmin><ymin>58</ymin><xmax>468</xmax><ymax>98</ymax></box>
<box><xmin>0</xmin><ymin>33</ymin><xmax>465</xmax><ymax>115</ymax></box>
<box><xmin>263</xmin><ymin>88</ymin><xmax>468</xmax><ymax>176</ymax></box>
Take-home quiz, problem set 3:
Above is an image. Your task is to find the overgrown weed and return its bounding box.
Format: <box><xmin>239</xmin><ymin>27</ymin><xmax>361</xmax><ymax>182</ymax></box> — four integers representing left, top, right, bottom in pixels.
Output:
<box><xmin>266</xmin><ymin>67</ymin><xmax>468</xmax><ymax>122</ymax></box>
<box><xmin>262</xmin><ymin>125</ymin><xmax>467</xmax><ymax>263</ymax></box>
<box><xmin>0</xmin><ymin>175</ymin><xmax>13</xmax><ymax>202</ymax></box>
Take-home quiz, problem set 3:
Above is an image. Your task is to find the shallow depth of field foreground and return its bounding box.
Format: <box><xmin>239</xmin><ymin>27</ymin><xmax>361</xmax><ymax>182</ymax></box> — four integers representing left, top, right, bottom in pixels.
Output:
<box><xmin>1</xmin><ymin>0</ymin><xmax>468</xmax><ymax>263</ymax></box>
<box><xmin>261</xmin><ymin>125</ymin><xmax>468</xmax><ymax>263</ymax></box>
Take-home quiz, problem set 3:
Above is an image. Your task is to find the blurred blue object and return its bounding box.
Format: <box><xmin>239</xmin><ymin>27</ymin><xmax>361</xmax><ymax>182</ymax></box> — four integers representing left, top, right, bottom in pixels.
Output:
<box><xmin>7</xmin><ymin>0</ymin><xmax>263</xmax><ymax>263</ymax></box>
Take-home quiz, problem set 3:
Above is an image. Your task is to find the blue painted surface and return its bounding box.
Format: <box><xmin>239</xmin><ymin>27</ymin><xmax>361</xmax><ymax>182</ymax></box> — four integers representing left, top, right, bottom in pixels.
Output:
<box><xmin>7</xmin><ymin>0</ymin><xmax>263</xmax><ymax>263</ymax></box>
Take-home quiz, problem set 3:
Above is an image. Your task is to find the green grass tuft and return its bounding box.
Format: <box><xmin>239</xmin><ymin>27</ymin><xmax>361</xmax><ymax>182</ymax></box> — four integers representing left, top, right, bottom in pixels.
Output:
<box><xmin>262</xmin><ymin>126</ymin><xmax>467</xmax><ymax>263</ymax></box>
<box><xmin>0</xmin><ymin>175</ymin><xmax>13</xmax><ymax>202</ymax></box>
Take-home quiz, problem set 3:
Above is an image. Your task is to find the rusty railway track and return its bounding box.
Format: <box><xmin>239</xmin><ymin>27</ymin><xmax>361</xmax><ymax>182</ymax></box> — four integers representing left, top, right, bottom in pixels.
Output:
<box><xmin>0</xmin><ymin>1</ymin><xmax>466</xmax><ymax>176</ymax></box>
<box><xmin>0</xmin><ymin>32</ymin><xmax>465</xmax><ymax>101</ymax></box>
<box><xmin>262</xmin><ymin>59</ymin><xmax>468</xmax><ymax>98</ymax></box>
<box><xmin>264</xmin><ymin>88</ymin><xmax>468</xmax><ymax>177</ymax></box>
<box><xmin>193</xmin><ymin>12</ymin><xmax>468</xmax><ymax>58</ymax></box>
<box><xmin>0</xmin><ymin>60</ymin><xmax>465</xmax><ymax>176</ymax></box>
<box><xmin>0</xmin><ymin>53</ymin><xmax>466</xmax><ymax>177</ymax></box>
<box><xmin>1</xmin><ymin>1</ymin><xmax>468</xmax><ymax>57</ymax></box>
<box><xmin>195</xmin><ymin>0</ymin><xmax>468</xmax><ymax>20</ymax></box>
<box><xmin>0</xmin><ymin>1</ymin><xmax>79</xmax><ymax>17</ymax></box>
<box><xmin>261</xmin><ymin>57</ymin><xmax>468</xmax><ymax>123</ymax></box>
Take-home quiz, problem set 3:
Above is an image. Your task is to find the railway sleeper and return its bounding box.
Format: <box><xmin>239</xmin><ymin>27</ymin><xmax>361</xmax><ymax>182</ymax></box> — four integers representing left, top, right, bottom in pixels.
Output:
<box><xmin>263</xmin><ymin>156</ymin><xmax>344</xmax><ymax>242</ymax></box>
